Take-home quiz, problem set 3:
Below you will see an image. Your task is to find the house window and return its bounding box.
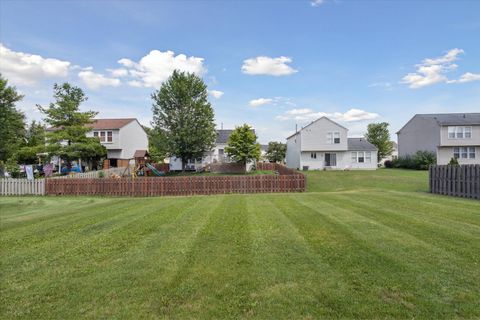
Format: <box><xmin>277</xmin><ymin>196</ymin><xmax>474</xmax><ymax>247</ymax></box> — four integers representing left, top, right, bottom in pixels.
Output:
<box><xmin>465</xmin><ymin>127</ymin><xmax>472</xmax><ymax>138</ymax></box>
<box><xmin>351</xmin><ymin>151</ymin><xmax>371</xmax><ymax>163</ymax></box>
<box><xmin>469</xmin><ymin>147</ymin><xmax>476</xmax><ymax>159</ymax></box>
<box><xmin>448</xmin><ymin>126</ymin><xmax>472</xmax><ymax>139</ymax></box>
<box><xmin>454</xmin><ymin>147</ymin><xmax>476</xmax><ymax>159</ymax></box>
<box><xmin>93</xmin><ymin>130</ymin><xmax>113</xmax><ymax>143</ymax></box>
<box><xmin>311</xmin><ymin>152</ymin><xmax>317</xmax><ymax>159</ymax></box>
<box><xmin>327</xmin><ymin>132</ymin><xmax>341</xmax><ymax>144</ymax></box>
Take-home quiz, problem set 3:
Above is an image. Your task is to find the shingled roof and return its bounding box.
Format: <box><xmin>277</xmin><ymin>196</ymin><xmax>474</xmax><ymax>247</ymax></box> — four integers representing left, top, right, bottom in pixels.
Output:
<box><xmin>347</xmin><ymin>138</ymin><xmax>377</xmax><ymax>151</ymax></box>
<box><xmin>89</xmin><ymin>118</ymin><xmax>136</xmax><ymax>130</ymax></box>
<box><xmin>397</xmin><ymin>113</ymin><xmax>480</xmax><ymax>134</ymax></box>
<box><xmin>216</xmin><ymin>129</ymin><xmax>256</xmax><ymax>144</ymax></box>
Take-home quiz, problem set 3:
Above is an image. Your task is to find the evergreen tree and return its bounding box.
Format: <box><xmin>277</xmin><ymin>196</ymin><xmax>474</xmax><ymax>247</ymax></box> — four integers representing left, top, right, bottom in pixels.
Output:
<box><xmin>38</xmin><ymin>83</ymin><xmax>106</xmax><ymax>167</ymax></box>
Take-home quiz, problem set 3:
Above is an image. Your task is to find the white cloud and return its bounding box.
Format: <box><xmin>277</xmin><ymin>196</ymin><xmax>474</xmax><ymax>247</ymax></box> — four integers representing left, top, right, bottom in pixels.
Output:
<box><xmin>108</xmin><ymin>68</ymin><xmax>129</xmax><ymax>77</ymax></box>
<box><xmin>249</xmin><ymin>98</ymin><xmax>273</xmax><ymax>107</ymax></box>
<box><xmin>209</xmin><ymin>90</ymin><xmax>224</xmax><ymax>99</ymax></box>
<box><xmin>78</xmin><ymin>70</ymin><xmax>121</xmax><ymax>89</ymax></box>
<box><xmin>447</xmin><ymin>72</ymin><xmax>480</xmax><ymax>84</ymax></box>
<box><xmin>311</xmin><ymin>0</ymin><xmax>325</xmax><ymax>6</ymax></box>
<box><xmin>368</xmin><ymin>82</ymin><xmax>393</xmax><ymax>90</ymax></box>
<box><xmin>118</xmin><ymin>50</ymin><xmax>206</xmax><ymax>88</ymax></box>
<box><xmin>127</xmin><ymin>80</ymin><xmax>143</xmax><ymax>87</ymax></box>
<box><xmin>276</xmin><ymin>108</ymin><xmax>379</xmax><ymax>122</ymax></box>
<box><xmin>242</xmin><ymin>56</ymin><xmax>297</xmax><ymax>76</ymax></box>
<box><xmin>401</xmin><ymin>48</ymin><xmax>480</xmax><ymax>88</ymax></box>
<box><xmin>0</xmin><ymin>43</ymin><xmax>70</xmax><ymax>86</ymax></box>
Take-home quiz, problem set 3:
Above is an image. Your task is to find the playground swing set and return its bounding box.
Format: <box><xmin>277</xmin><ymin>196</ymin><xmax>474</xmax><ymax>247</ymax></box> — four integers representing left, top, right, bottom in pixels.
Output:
<box><xmin>121</xmin><ymin>150</ymin><xmax>167</xmax><ymax>178</ymax></box>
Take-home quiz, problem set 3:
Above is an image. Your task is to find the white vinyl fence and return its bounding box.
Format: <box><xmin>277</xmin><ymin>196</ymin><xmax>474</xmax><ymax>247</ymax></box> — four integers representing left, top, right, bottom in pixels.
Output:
<box><xmin>0</xmin><ymin>179</ymin><xmax>45</xmax><ymax>195</ymax></box>
<box><xmin>51</xmin><ymin>167</ymin><xmax>129</xmax><ymax>179</ymax></box>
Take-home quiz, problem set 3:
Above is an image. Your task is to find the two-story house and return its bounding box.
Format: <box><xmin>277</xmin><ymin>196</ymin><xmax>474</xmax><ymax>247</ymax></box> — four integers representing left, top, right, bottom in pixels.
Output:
<box><xmin>86</xmin><ymin>118</ymin><xmax>148</xmax><ymax>168</ymax></box>
<box><xmin>286</xmin><ymin>116</ymin><xmax>378</xmax><ymax>170</ymax></box>
<box><xmin>396</xmin><ymin>113</ymin><xmax>480</xmax><ymax>165</ymax></box>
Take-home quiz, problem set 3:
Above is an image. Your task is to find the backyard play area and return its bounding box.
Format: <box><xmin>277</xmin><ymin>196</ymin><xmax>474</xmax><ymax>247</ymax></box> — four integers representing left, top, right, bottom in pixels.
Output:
<box><xmin>1</xmin><ymin>169</ymin><xmax>479</xmax><ymax>319</ymax></box>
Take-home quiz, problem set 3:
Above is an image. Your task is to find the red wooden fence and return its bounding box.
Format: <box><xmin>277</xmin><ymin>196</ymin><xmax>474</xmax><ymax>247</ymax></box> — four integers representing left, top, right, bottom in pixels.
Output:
<box><xmin>45</xmin><ymin>164</ymin><xmax>305</xmax><ymax>197</ymax></box>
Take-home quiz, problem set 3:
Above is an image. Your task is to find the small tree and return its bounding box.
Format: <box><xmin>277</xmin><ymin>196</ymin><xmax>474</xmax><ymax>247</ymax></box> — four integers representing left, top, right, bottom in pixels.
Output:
<box><xmin>266</xmin><ymin>141</ymin><xmax>286</xmax><ymax>163</ymax></box>
<box><xmin>365</xmin><ymin>122</ymin><xmax>393</xmax><ymax>162</ymax></box>
<box><xmin>15</xmin><ymin>121</ymin><xmax>47</xmax><ymax>164</ymax></box>
<box><xmin>225</xmin><ymin>124</ymin><xmax>260</xmax><ymax>172</ymax></box>
<box><xmin>143</xmin><ymin>126</ymin><xmax>168</xmax><ymax>163</ymax></box>
<box><xmin>38</xmin><ymin>83</ymin><xmax>106</xmax><ymax>168</ymax></box>
<box><xmin>0</xmin><ymin>75</ymin><xmax>26</xmax><ymax>163</ymax></box>
<box><xmin>151</xmin><ymin>70</ymin><xmax>216</xmax><ymax>172</ymax></box>
<box><xmin>449</xmin><ymin>157</ymin><xmax>459</xmax><ymax>166</ymax></box>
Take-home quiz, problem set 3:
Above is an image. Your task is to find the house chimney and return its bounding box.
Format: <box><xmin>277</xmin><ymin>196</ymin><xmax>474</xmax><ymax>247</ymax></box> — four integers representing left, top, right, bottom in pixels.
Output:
<box><xmin>221</xmin><ymin>122</ymin><xmax>223</xmax><ymax>130</ymax></box>
<box><xmin>295</xmin><ymin>124</ymin><xmax>298</xmax><ymax>133</ymax></box>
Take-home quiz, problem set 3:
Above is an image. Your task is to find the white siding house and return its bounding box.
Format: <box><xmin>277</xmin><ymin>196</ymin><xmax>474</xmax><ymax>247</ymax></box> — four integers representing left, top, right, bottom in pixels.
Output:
<box><xmin>286</xmin><ymin>117</ymin><xmax>378</xmax><ymax>170</ymax></box>
<box><xmin>169</xmin><ymin>129</ymin><xmax>256</xmax><ymax>171</ymax></box>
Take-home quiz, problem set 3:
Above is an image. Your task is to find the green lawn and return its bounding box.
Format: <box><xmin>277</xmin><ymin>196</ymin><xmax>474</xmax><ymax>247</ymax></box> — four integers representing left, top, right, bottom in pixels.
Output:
<box><xmin>1</xmin><ymin>169</ymin><xmax>479</xmax><ymax>319</ymax></box>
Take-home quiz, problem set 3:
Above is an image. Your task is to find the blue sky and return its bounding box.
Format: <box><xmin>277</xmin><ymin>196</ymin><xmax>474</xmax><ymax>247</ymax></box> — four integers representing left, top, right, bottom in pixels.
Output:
<box><xmin>1</xmin><ymin>0</ymin><xmax>479</xmax><ymax>143</ymax></box>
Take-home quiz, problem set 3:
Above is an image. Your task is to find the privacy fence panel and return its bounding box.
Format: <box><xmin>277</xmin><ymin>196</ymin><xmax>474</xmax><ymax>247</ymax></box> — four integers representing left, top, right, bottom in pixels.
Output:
<box><xmin>45</xmin><ymin>174</ymin><xmax>306</xmax><ymax>197</ymax></box>
<box><xmin>44</xmin><ymin>164</ymin><xmax>305</xmax><ymax>197</ymax></box>
<box><xmin>429</xmin><ymin>165</ymin><xmax>480</xmax><ymax>199</ymax></box>
<box><xmin>0</xmin><ymin>179</ymin><xmax>45</xmax><ymax>196</ymax></box>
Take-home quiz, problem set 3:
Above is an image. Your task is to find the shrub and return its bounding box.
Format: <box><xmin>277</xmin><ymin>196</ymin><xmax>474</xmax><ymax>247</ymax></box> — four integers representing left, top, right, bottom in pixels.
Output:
<box><xmin>384</xmin><ymin>160</ymin><xmax>393</xmax><ymax>168</ymax></box>
<box><xmin>449</xmin><ymin>157</ymin><xmax>459</xmax><ymax>166</ymax></box>
<box><xmin>393</xmin><ymin>151</ymin><xmax>436</xmax><ymax>170</ymax></box>
<box><xmin>98</xmin><ymin>171</ymin><xmax>105</xmax><ymax>178</ymax></box>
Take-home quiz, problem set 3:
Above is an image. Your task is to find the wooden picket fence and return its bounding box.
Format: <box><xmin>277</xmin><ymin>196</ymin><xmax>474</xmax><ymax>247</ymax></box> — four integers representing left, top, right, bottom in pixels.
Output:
<box><xmin>45</xmin><ymin>164</ymin><xmax>305</xmax><ymax>197</ymax></box>
<box><xmin>0</xmin><ymin>179</ymin><xmax>45</xmax><ymax>195</ymax></box>
<box><xmin>46</xmin><ymin>175</ymin><xmax>305</xmax><ymax>197</ymax></box>
<box><xmin>429</xmin><ymin>165</ymin><xmax>480</xmax><ymax>200</ymax></box>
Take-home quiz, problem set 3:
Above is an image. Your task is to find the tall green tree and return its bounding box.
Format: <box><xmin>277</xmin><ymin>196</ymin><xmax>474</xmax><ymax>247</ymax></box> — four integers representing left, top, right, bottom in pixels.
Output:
<box><xmin>151</xmin><ymin>70</ymin><xmax>216</xmax><ymax>171</ymax></box>
<box><xmin>38</xmin><ymin>83</ymin><xmax>106</xmax><ymax>167</ymax></box>
<box><xmin>364</xmin><ymin>122</ymin><xmax>393</xmax><ymax>162</ymax></box>
<box><xmin>225</xmin><ymin>124</ymin><xmax>260</xmax><ymax>172</ymax></box>
<box><xmin>266</xmin><ymin>141</ymin><xmax>286</xmax><ymax>163</ymax></box>
<box><xmin>0</xmin><ymin>75</ymin><xmax>26</xmax><ymax>163</ymax></box>
<box><xmin>15</xmin><ymin>121</ymin><xmax>47</xmax><ymax>164</ymax></box>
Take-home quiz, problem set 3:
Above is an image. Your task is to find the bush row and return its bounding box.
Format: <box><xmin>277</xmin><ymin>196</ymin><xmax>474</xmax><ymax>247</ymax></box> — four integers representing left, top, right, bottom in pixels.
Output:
<box><xmin>384</xmin><ymin>150</ymin><xmax>436</xmax><ymax>170</ymax></box>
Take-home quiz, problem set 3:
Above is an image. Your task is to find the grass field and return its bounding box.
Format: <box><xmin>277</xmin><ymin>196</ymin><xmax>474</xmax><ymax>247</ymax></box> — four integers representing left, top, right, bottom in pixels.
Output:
<box><xmin>1</xmin><ymin>169</ymin><xmax>479</xmax><ymax>319</ymax></box>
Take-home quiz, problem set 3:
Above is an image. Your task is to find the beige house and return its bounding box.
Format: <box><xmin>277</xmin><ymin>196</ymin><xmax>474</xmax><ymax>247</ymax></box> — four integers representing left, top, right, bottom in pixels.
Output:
<box><xmin>397</xmin><ymin>113</ymin><xmax>480</xmax><ymax>165</ymax></box>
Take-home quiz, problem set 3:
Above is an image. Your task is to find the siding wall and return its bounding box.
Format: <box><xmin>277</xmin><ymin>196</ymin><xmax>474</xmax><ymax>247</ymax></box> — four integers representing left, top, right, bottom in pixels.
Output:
<box><xmin>437</xmin><ymin>147</ymin><xmax>480</xmax><ymax>165</ymax></box>
<box><xmin>439</xmin><ymin>125</ymin><xmax>480</xmax><ymax>146</ymax></box>
<box><xmin>397</xmin><ymin>115</ymin><xmax>440</xmax><ymax>157</ymax></box>
<box><xmin>300</xmin><ymin>118</ymin><xmax>348</xmax><ymax>151</ymax></box>
<box><xmin>286</xmin><ymin>133</ymin><xmax>301</xmax><ymax>169</ymax></box>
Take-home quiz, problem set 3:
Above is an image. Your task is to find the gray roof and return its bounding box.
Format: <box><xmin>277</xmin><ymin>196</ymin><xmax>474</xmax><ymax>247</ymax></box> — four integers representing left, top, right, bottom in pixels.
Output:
<box><xmin>398</xmin><ymin>113</ymin><xmax>480</xmax><ymax>133</ymax></box>
<box><xmin>347</xmin><ymin>138</ymin><xmax>377</xmax><ymax>151</ymax></box>
<box><xmin>216</xmin><ymin>130</ymin><xmax>233</xmax><ymax>144</ymax></box>
<box><xmin>216</xmin><ymin>129</ymin><xmax>256</xmax><ymax>144</ymax></box>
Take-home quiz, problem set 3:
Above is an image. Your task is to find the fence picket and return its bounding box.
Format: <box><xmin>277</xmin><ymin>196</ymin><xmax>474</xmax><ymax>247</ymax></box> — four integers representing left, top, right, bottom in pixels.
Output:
<box><xmin>429</xmin><ymin>165</ymin><xmax>480</xmax><ymax>199</ymax></box>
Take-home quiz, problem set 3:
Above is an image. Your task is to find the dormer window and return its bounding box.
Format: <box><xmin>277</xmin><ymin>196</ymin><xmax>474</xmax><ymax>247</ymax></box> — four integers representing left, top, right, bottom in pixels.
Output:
<box><xmin>448</xmin><ymin>126</ymin><xmax>471</xmax><ymax>139</ymax></box>
<box><xmin>327</xmin><ymin>132</ymin><xmax>341</xmax><ymax>144</ymax></box>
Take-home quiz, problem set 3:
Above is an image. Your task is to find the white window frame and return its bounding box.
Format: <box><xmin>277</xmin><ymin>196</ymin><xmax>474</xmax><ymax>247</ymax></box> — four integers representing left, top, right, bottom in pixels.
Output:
<box><xmin>327</xmin><ymin>131</ymin><xmax>341</xmax><ymax>144</ymax></box>
<box><xmin>351</xmin><ymin>151</ymin><xmax>372</xmax><ymax>163</ymax></box>
<box><xmin>448</xmin><ymin>126</ymin><xmax>472</xmax><ymax>139</ymax></box>
<box><xmin>454</xmin><ymin>147</ymin><xmax>476</xmax><ymax>159</ymax></box>
<box><xmin>93</xmin><ymin>130</ymin><xmax>113</xmax><ymax>143</ymax></box>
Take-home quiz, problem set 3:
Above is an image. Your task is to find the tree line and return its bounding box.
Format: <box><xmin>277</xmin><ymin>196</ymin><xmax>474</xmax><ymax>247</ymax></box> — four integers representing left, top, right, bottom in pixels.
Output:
<box><xmin>0</xmin><ymin>71</ymin><xmax>287</xmax><ymax>177</ymax></box>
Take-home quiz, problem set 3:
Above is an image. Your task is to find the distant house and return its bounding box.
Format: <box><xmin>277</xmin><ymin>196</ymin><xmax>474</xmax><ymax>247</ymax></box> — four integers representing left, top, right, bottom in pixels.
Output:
<box><xmin>169</xmin><ymin>129</ymin><xmax>257</xmax><ymax>171</ymax></box>
<box><xmin>86</xmin><ymin>118</ymin><xmax>148</xmax><ymax>167</ymax></box>
<box><xmin>47</xmin><ymin>118</ymin><xmax>148</xmax><ymax>169</ymax></box>
<box><xmin>379</xmin><ymin>141</ymin><xmax>398</xmax><ymax>165</ymax></box>
<box><xmin>397</xmin><ymin>113</ymin><xmax>480</xmax><ymax>165</ymax></box>
<box><xmin>286</xmin><ymin>116</ymin><xmax>378</xmax><ymax>170</ymax></box>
